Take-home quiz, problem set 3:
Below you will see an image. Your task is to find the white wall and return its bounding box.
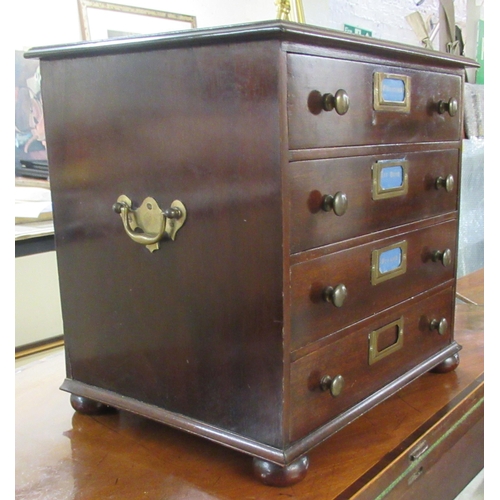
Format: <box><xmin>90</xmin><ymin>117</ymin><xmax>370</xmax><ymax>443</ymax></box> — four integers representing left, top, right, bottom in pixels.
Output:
<box><xmin>12</xmin><ymin>0</ymin><xmax>485</xmax><ymax>349</ymax></box>
<box><xmin>12</xmin><ymin>0</ymin><xmax>483</xmax><ymax>52</ymax></box>
<box><xmin>12</xmin><ymin>0</ymin><xmax>276</xmax><ymax>50</ymax></box>
<box><xmin>15</xmin><ymin>252</ymin><xmax>64</xmax><ymax>347</ymax></box>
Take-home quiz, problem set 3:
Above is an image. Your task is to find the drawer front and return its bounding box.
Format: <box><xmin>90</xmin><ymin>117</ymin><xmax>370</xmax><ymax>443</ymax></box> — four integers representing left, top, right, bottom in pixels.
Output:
<box><xmin>289</xmin><ymin>287</ymin><xmax>454</xmax><ymax>441</ymax></box>
<box><xmin>287</xmin><ymin>149</ymin><xmax>459</xmax><ymax>253</ymax></box>
<box><xmin>290</xmin><ymin>219</ymin><xmax>456</xmax><ymax>350</ymax></box>
<box><xmin>287</xmin><ymin>54</ymin><xmax>462</xmax><ymax>149</ymax></box>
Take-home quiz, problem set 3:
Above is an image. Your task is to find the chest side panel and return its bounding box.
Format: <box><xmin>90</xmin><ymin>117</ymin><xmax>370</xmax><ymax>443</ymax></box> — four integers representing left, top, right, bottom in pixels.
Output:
<box><xmin>42</xmin><ymin>40</ymin><xmax>286</xmax><ymax>447</ymax></box>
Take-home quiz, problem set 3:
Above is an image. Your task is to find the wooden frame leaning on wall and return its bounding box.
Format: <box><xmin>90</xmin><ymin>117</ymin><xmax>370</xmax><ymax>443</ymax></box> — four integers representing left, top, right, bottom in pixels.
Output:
<box><xmin>77</xmin><ymin>0</ymin><xmax>197</xmax><ymax>41</ymax></box>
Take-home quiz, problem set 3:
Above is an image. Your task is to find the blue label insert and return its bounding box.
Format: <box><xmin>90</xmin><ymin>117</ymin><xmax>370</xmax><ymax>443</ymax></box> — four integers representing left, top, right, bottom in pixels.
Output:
<box><xmin>380</xmin><ymin>165</ymin><xmax>404</xmax><ymax>190</ymax></box>
<box><xmin>379</xmin><ymin>247</ymin><xmax>402</xmax><ymax>274</ymax></box>
<box><xmin>382</xmin><ymin>78</ymin><xmax>406</xmax><ymax>103</ymax></box>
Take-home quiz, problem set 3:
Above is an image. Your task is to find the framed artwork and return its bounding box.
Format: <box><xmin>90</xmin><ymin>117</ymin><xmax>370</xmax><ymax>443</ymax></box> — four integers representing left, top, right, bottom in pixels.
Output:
<box><xmin>78</xmin><ymin>0</ymin><xmax>197</xmax><ymax>40</ymax></box>
<box><xmin>276</xmin><ymin>0</ymin><xmax>305</xmax><ymax>23</ymax></box>
<box><xmin>15</xmin><ymin>50</ymin><xmax>48</xmax><ymax>174</ymax></box>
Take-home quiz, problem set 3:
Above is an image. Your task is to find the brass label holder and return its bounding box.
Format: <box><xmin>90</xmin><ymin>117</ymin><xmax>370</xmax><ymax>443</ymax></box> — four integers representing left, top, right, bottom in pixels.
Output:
<box><xmin>113</xmin><ymin>195</ymin><xmax>187</xmax><ymax>252</ymax></box>
<box><xmin>372</xmin><ymin>159</ymin><xmax>409</xmax><ymax>200</ymax></box>
<box><xmin>373</xmin><ymin>72</ymin><xmax>411</xmax><ymax>113</ymax></box>
<box><xmin>371</xmin><ymin>240</ymin><xmax>408</xmax><ymax>285</ymax></box>
<box><xmin>369</xmin><ymin>317</ymin><xmax>404</xmax><ymax>365</ymax></box>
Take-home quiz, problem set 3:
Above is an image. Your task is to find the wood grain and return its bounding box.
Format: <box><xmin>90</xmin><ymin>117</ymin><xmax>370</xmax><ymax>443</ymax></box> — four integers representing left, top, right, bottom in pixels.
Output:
<box><xmin>287</xmin><ymin>53</ymin><xmax>463</xmax><ymax>150</ymax></box>
<box><xmin>290</xmin><ymin>219</ymin><xmax>457</xmax><ymax>349</ymax></box>
<box><xmin>286</xmin><ymin>149</ymin><xmax>459</xmax><ymax>253</ymax></box>
<box><xmin>15</xmin><ymin>270</ymin><xmax>483</xmax><ymax>499</ymax></box>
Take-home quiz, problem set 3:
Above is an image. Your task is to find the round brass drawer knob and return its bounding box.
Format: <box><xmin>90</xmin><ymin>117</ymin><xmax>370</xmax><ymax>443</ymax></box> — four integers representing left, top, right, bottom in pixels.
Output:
<box><xmin>322</xmin><ymin>89</ymin><xmax>350</xmax><ymax>115</ymax></box>
<box><xmin>323</xmin><ymin>284</ymin><xmax>348</xmax><ymax>308</ymax></box>
<box><xmin>435</xmin><ymin>175</ymin><xmax>454</xmax><ymax>192</ymax></box>
<box><xmin>320</xmin><ymin>375</ymin><xmax>345</xmax><ymax>397</ymax></box>
<box><xmin>430</xmin><ymin>318</ymin><xmax>448</xmax><ymax>335</ymax></box>
<box><xmin>438</xmin><ymin>97</ymin><xmax>458</xmax><ymax>117</ymax></box>
<box><xmin>321</xmin><ymin>192</ymin><xmax>348</xmax><ymax>216</ymax></box>
<box><xmin>431</xmin><ymin>249</ymin><xmax>452</xmax><ymax>267</ymax></box>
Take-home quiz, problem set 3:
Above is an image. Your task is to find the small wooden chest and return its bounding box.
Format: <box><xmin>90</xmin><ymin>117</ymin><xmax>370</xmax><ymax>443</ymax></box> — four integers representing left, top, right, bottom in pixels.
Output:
<box><xmin>26</xmin><ymin>21</ymin><xmax>477</xmax><ymax>485</ymax></box>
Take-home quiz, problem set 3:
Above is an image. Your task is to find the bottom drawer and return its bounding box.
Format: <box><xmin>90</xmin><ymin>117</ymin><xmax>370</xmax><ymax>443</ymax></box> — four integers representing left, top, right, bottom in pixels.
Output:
<box><xmin>352</xmin><ymin>382</ymin><xmax>484</xmax><ymax>500</ymax></box>
<box><xmin>290</xmin><ymin>287</ymin><xmax>455</xmax><ymax>442</ymax></box>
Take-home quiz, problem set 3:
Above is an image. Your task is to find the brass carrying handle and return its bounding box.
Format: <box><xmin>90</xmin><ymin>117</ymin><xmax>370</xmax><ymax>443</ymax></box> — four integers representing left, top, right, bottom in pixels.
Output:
<box><xmin>113</xmin><ymin>195</ymin><xmax>186</xmax><ymax>252</ymax></box>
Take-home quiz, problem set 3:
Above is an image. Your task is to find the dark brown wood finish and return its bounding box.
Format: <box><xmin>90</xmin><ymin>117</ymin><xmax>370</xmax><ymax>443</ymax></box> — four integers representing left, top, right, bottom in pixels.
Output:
<box><xmin>15</xmin><ymin>270</ymin><xmax>484</xmax><ymax>498</ymax></box>
<box><xmin>287</xmin><ymin>149</ymin><xmax>459</xmax><ymax>253</ymax></box>
<box><xmin>26</xmin><ymin>20</ymin><xmax>479</xmax><ymax>69</ymax></box>
<box><xmin>341</xmin><ymin>380</ymin><xmax>484</xmax><ymax>500</ymax></box>
<box><xmin>290</xmin><ymin>219</ymin><xmax>457</xmax><ymax>350</ymax></box>
<box><xmin>41</xmin><ymin>40</ymin><xmax>287</xmax><ymax>448</ymax></box>
<box><xmin>287</xmin><ymin>53</ymin><xmax>462</xmax><ymax>150</ymax></box>
<box><xmin>290</xmin><ymin>286</ymin><xmax>455</xmax><ymax>441</ymax></box>
<box><xmin>27</xmin><ymin>21</ymin><xmax>477</xmax><ymax>485</ymax></box>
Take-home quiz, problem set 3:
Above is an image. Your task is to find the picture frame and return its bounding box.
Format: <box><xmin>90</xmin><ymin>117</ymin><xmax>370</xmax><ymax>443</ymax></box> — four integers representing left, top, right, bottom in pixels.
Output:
<box><xmin>77</xmin><ymin>0</ymin><xmax>197</xmax><ymax>41</ymax></box>
<box><xmin>15</xmin><ymin>50</ymin><xmax>48</xmax><ymax>175</ymax></box>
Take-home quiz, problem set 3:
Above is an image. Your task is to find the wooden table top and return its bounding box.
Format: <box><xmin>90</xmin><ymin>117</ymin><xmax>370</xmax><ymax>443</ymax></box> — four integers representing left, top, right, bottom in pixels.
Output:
<box><xmin>15</xmin><ymin>269</ymin><xmax>484</xmax><ymax>499</ymax></box>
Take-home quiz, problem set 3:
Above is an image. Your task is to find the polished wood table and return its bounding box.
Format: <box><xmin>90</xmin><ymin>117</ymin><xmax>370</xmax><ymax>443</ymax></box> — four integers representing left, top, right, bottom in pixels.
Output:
<box><xmin>15</xmin><ymin>269</ymin><xmax>483</xmax><ymax>499</ymax></box>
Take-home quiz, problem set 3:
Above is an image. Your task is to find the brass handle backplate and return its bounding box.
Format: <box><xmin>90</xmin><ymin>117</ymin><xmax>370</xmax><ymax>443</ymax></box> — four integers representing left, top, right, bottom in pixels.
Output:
<box><xmin>113</xmin><ymin>195</ymin><xmax>187</xmax><ymax>252</ymax></box>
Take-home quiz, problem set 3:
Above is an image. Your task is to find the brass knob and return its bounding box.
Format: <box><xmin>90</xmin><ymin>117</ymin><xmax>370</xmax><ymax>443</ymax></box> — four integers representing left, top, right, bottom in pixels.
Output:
<box><xmin>320</xmin><ymin>375</ymin><xmax>345</xmax><ymax>397</ymax></box>
<box><xmin>430</xmin><ymin>318</ymin><xmax>448</xmax><ymax>335</ymax></box>
<box><xmin>322</xmin><ymin>89</ymin><xmax>350</xmax><ymax>115</ymax></box>
<box><xmin>323</xmin><ymin>284</ymin><xmax>348</xmax><ymax>308</ymax></box>
<box><xmin>321</xmin><ymin>192</ymin><xmax>348</xmax><ymax>216</ymax></box>
<box><xmin>435</xmin><ymin>175</ymin><xmax>454</xmax><ymax>192</ymax></box>
<box><xmin>431</xmin><ymin>249</ymin><xmax>452</xmax><ymax>267</ymax></box>
<box><xmin>438</xmin><ymin>97</ymin><xmax>458</xmax><ymax>117</ymax></box>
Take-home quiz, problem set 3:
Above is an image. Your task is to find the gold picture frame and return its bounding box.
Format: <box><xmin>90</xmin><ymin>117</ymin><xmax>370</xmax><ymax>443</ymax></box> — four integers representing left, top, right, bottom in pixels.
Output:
<box><xmin>276</xmin><ymin>0</ymin><xmax>305</xmax><ymax>23</ymax></box>
<box><xmin>78</xmin><ymin>0</ymin><xmax>197</xmax><ymax>41</ymax></box>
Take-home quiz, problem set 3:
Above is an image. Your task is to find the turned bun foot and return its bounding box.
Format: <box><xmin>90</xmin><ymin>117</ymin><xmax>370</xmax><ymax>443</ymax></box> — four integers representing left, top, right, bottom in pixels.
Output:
<box><xmin>252</xmin><ymin>455</ymin><xmax>309</xmax><ymax>487</ymax></box>
<box><xmin>431</xmin><ymin>353</ymin><xmax>460</xmax><ymax>373</ymax></box>
<box><xmin>70</xmin><ymin>394</ymin><xmax>116</xmax><ymax>415</ymax></box>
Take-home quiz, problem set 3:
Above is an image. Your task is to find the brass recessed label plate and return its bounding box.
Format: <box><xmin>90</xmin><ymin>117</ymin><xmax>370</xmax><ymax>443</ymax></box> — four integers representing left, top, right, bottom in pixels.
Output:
<box><xmin>371</xmin><ymin>240</ymin><xmax>408</xmax><ymax>285</ymax></box>
<box><xmin>372</xmin><ymin>159</ymin><xmax>409</xmax><ymax>200</ymax></box>
<box><xmin>373</xmin><ymin>72</ymin><xmax>411</xmax><ymax>113</ymax></box>
<box><xmin>369</xmin><ymin>317</ymin><xmax>404</xmax><ymax>365</ymax></box>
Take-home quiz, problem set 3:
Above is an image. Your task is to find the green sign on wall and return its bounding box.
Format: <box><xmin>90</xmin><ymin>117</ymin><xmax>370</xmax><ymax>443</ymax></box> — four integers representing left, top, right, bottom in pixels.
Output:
<box><xmin>344</xmin><ymin>24</ymin><xmax>372</xmax><ymax>37</ymax></box>
<box><xmin>476</xmin><ymin>19</ymin><xmax>484</xmax><ymax>84</ymax></box>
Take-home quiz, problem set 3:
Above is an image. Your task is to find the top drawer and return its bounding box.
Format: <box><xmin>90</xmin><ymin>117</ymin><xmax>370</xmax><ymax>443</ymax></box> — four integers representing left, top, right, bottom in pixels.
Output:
<box><xmin>287</xmin><ymin>54</ymin><xmax>462</xmax><ymax>149</ymax></box>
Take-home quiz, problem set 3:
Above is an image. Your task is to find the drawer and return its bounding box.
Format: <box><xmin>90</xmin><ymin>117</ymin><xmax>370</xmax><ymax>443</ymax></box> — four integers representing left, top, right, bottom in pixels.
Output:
<box><xmin>287</xmin><ymin>149</ymin><xmax>459</xmax><ymax>254</ymax></box>
<box><xmin>290</xmin><ymin>219</ymin><xmax>456</xmax><ymax>350</ymax></box>
<box><xmin>289</xmin><ymin>287</ymin><xmax>455</xmax><ymax>441</ymax></box>
<box><xmin>352</xmin><ymin>383</ymin><xmax>483</xmax><ymax>499</ymax></box>
<box><xmin>287</xmin><ymin>54</ymin><xmax>462</xmax><ymax>149</ymax></box>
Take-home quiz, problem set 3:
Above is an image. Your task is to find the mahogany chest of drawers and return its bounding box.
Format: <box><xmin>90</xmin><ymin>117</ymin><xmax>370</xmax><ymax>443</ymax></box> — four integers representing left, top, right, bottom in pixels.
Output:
<box><xmin>27</xmin><ymin>21</ymin><xmax>476</xmax><ymax>486</ymax></box>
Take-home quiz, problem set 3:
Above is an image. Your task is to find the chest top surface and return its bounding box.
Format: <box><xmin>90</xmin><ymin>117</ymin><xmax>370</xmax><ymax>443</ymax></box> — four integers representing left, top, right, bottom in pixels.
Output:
<box><xmin>26</xmin><ymin>20</ymin><xmax>478</xmax><ymax>69</ymax></box>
